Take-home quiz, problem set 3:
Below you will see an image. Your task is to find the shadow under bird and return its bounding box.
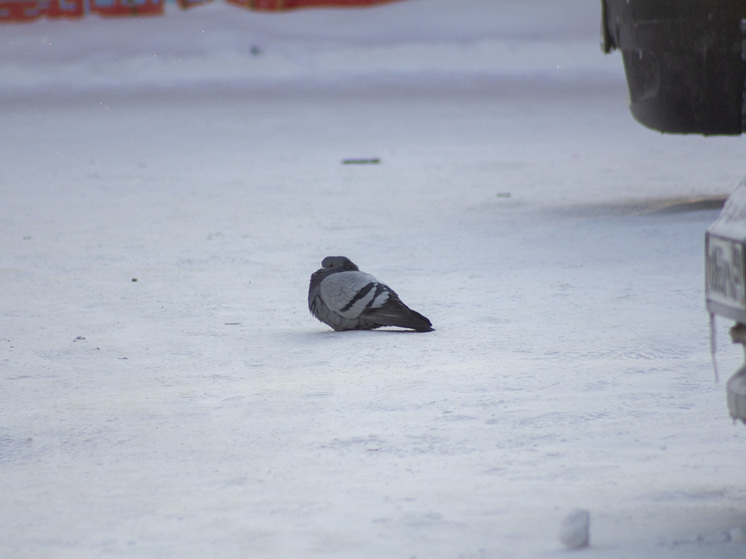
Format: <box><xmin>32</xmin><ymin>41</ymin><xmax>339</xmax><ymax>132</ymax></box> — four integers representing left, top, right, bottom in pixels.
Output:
<box><xmin>308</xmin><ymin>256</ymin><xmax>433</xmax><ymax>332</ymax></box>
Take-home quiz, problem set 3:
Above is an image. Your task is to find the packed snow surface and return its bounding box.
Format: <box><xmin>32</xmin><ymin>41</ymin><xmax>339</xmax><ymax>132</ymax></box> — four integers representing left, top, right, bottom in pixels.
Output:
<box><xmin>2</xmin><ymin>1</ymin><xmax>746</xmax><ymax>557</ymax></box>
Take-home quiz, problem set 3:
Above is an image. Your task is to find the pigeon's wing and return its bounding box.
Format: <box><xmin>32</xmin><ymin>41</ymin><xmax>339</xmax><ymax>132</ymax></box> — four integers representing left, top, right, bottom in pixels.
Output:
<box><xmin>318</xmin><ymin>271</ymin><xmax>385</xmax><ymax>320</ymax></box>
<box><xmin>359</xmin><ymin>291</ymin><xmax>434</xmax><ymax>332</ymax></box>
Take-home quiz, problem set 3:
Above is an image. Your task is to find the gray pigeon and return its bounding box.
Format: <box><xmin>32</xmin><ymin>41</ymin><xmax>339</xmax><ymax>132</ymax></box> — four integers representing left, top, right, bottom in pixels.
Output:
<box><xmin>308</xmin><ymin>256</ymin><xmax>433</xmax><ymax>332</ymax></box>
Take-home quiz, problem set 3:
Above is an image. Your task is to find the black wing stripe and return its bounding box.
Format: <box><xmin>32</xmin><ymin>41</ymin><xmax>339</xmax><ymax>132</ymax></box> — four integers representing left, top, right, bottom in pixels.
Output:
<box><xmin>364</xmin><ymin>283</ymin><xmax>388</xmax><ymax>310</ymax></box>
<box><xmin>340</xmin><ymin>282</ymin><xmax>376</xmax><ymax>312</ymax></box>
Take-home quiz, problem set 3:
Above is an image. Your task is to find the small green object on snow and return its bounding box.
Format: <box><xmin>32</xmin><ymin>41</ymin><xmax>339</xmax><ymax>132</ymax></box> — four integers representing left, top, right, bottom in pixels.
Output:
<box><xmin>342</xmin><ymin>158</ymin><xmax>380</xmax><ymax>165</ymax></box>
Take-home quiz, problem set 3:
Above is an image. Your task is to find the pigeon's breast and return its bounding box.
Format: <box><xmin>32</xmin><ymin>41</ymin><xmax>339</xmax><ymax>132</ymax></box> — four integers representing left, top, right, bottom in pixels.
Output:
<box><xmin>320</xmin><ymin>271</ymin><xmax>389</xmax><ymax>319</ymax></box>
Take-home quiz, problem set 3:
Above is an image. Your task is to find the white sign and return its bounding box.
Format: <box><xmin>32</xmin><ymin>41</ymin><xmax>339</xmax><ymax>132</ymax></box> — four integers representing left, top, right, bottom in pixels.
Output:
<box><xmin>706</xmin><ymin>234</ymin><xmax>746</xmax><ymax>309</ymax></box>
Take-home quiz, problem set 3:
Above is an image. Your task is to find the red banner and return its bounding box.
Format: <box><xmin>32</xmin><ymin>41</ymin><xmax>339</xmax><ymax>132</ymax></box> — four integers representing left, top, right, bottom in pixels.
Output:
<box><xmin>0</xmin><ymin>0</ymin><xmax>164</xmax><ymax>21</ymax></box>
<box><xmin>226</xmin><ymin>0</ymin><xmax>397</xmax><ymax>10</ymax></box>
<box><xmin>0</xmin><ymin>0</ymin><xmax>396</xmax><ymax>21</ymax></box>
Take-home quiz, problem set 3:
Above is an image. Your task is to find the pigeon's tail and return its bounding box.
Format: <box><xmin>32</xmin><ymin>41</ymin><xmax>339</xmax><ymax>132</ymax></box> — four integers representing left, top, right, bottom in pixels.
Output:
<box><xmin>406</xmin><ymin>309</ymin><xmax>434</xmax><ymax>332</ymax></box>
<box><xmin>360</xmin><ymin>303</ymin><xmax>434</xmax><ymax>332</ymax></box>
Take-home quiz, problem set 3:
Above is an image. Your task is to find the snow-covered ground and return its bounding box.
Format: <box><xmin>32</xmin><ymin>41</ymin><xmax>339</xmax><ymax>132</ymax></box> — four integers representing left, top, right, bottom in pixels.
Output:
<box><xmin>2</xmin><ymin>1</ymin><xmax>746</xmax><ymax>557</ymax></box>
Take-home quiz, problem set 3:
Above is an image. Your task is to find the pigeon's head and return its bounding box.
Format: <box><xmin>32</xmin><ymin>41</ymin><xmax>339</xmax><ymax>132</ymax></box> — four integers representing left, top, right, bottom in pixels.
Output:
<box><xmin>321</xmin><ymin>256</ymin><xmax>358</xmax><ymax>271</ymax></box>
